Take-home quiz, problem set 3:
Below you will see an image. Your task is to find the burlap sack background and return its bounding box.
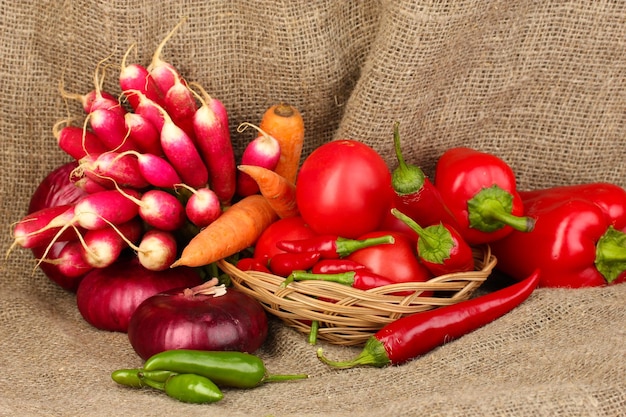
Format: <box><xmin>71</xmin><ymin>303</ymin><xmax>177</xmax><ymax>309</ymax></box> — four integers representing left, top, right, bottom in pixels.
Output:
<box><xmin>1</xmin><ymin>1</ymin><xmax>625</xmax><ymax>416</ymax></box>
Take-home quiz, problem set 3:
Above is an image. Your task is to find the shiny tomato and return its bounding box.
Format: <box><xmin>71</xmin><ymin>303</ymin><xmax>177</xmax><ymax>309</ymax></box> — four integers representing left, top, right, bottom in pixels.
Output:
<box><xmin>296</xmin><ymin>139</ymin><xmax>394</xmax><ymax>239</ymax></box>
<box><xmin>253</xmin><ymin>216</ymin><xmax>318</xmax><ymax>262</ymax></box>
<box><xmin>347</xmin><ymin>230</ymin><xmax>432</xmax><ymax>284</ymax></box>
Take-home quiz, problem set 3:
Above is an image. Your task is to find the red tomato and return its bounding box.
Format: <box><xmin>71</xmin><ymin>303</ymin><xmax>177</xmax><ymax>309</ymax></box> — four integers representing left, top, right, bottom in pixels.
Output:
<box><xmin>296</xmin><ymin>140</ymin><xmax>394</xmax><ymax>239</ymax></box>
<box><xmin>347</xmin><ymin>230</ymin><xmax>432</xmax><ymax>284</ymax></box>
<box><xmin>253</xmin><ymin>216</ymin><xmax>318</xmax><ymax>262</ymax></box>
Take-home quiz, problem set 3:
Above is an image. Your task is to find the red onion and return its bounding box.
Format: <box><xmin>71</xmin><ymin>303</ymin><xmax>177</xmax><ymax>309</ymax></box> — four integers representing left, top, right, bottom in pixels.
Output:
<box><xmin>76</xmin><ymin>257</ymin><xmax>203</xmax><ymax>332</ymax></box>
<box><xmin>127</xmin><ymin>280</ymin><xmax>268</xmax><ymax>360</ymax></box>
<box><xmin>28</xmin><ymin>161</ymin><xmax>89</xmax><ymax>291</ymax></box>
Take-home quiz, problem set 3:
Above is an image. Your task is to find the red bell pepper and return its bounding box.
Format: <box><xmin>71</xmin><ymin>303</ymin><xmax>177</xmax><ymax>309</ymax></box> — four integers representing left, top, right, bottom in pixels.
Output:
<box><xmin>392</xmin><ymin>208</ymin><xmax>475</xmax><ymax>276</ymax></box>
<box><xmin>491</xmin><ymin>182</ymin><xmax>626</xmax><ymax>288</ymax></box>
<box><xmin>390</xmin><ymin>122</ymin><xmax>459</xmax><ymax>227</ymax></box>
<box><xmin>434</xmin><ymin>147</ymin><xmax>535</xmax><ymax>245</ymax></box>
<box><xmin>317</xmin><ymin>269</ymin><xmax>540</xmax><ymax>368</ymax></box>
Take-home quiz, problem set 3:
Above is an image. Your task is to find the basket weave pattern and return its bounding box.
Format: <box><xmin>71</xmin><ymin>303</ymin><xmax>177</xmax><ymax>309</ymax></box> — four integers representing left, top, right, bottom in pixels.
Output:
<box><xmin>220</xmin><ymin>246</ymin><xmax>496</xmax><ymax>346</ymax></box>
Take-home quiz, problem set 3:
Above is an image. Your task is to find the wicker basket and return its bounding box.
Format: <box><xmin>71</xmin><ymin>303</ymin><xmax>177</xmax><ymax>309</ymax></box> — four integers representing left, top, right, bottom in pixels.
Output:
<box><xmin>219</xmin><ymin>245</ymin><xmax>497</xmax><ymax>346</ymax></box>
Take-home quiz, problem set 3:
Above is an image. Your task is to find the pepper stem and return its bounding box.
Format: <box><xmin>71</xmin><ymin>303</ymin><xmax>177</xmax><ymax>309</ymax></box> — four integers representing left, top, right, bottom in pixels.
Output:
<box><xmin>467</xmin><ymin>185</ymin><xmax>535</xmax><ymax>232</ymax></box>
<box><xmin>335</xmin><ymin>235</ymin><xmax>395</xmax><ymax>257</ymax></box>
<box><xmin>391</xmin><ymin>121</ymin><xmax>427</xmax><ymax>195</ymax></box>
<box><xmin>391</xmin><ymin>208</ymin><xmax>454</xmax><ymax>264</ymax></box>
<box><xmin>316</xmin><ymin>337</ymin><xmax>391</xmax><ymax>369</ymax></box>
<box><xmin>595</xmin><ymin>226</ymin><xmax>626</xmax><ymax>283</ymax></box>
<box><xmin>262</xmin><ymin>373</ymin><xmax>309</xmax><ymax>383</ymax></box>
<box><xmin>286</xmin><ymin>270</ymin><xmax>356</xmax><ymax>286</ymax></box>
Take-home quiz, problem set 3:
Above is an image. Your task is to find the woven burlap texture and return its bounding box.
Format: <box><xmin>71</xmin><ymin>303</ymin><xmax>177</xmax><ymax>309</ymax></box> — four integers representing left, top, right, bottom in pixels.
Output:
<box><xmin>1</xmin><ymin>1</ymin><xmax>625</xmax><ymax>416</ymax></box>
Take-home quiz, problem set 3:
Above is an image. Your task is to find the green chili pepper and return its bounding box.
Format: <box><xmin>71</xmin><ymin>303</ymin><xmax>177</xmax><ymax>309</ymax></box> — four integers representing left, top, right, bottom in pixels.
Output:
<box><xmin>143</xmin><ymin>349</ymin><xmax>308</xmax><ymax>389</ymax></box>
<box><xmin>163</xmin><ymin>374</ymin><xmax>224</xmax><ymax>404</ymax></box>
<box><xmin>111</xmin><ymin>368</ymin><xmax>177</xmax><ymax>388</ymax></box>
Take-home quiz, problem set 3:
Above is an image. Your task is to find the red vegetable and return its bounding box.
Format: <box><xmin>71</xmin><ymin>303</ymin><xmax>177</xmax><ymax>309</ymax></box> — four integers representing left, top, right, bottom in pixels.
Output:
<box><xmin>390</xmin><ymin>122</ymin><xmax>458</xmax><ymax>227</ymax></box>
<box><xmin>285</xmin><ymin>269</ymin><xmax>409</xmax><ymax>294</ymax></box>
<box><xmin>317</xmin><ymin>269</ymin><xmax>541</xmax><ymax>368</ymax></box>
<box><xmin>26</xmin><ymin>161</ymin><xmax>89</xmax><ymax>291</ymax></box>
<box><xmin>276</xmin><ymin>234</ymin><xmax>395</xmax><ymax>260</ymax></box>
<box><xmin>434</xmin><ymin>147</ymin><xmax>535</xmax><ymax>245</ymax></box>
<box><xmin>346</xmin><ymin>230</ymin><xmax>432</xmax><ymax>284</ymax></box>
<box><xmin>310</xmin><ymin>259</ymin><xmax>366</xmax><ymax>274</ymax></box>
<box><xmin>296</xmin><ymin>139</ymin><xmax>393</xmax><ymax>239</ymax></box>
<box><xmin>76</xmin><ymin>257</ymin><xmax>202</xmax><ymax>333</ymax></box>
<box><xmin>392</xmin><ymin>209</ymin><xmax>474</xmax><ymax>276</ymax></box>
<box><xmin>253</xmin><ymin>216</ymin><xmax>318</xmax><ymax>262</ymax></box>
<box><xmin>491</xmin><ymin>183</ymin><xmax>626</xmax><ymax>287</ymax></box>
<box><xmin>268</xmin><ymin>251</ymin><xmax>321</xmax><ymax>277</ymax></box>
<box><xmin>237</xmin><ymin>257</ymin><xmax>272</xmax><ymax>274</ymax></box>
<box><xmin>127</xmin><ymin>280</ymin><xmax>268</xmax><ymax>360</ymax></box>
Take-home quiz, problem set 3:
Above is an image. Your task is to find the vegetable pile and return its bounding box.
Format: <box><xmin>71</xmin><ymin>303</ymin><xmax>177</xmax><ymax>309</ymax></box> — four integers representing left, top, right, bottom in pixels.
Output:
<box><xmin>7</xmin><ymin>21</ymin><xmax>626</xmax><ymax>405</ymax></box>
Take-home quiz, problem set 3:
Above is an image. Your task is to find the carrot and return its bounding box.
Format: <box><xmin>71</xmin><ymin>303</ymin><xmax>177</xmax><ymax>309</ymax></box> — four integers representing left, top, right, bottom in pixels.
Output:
<box><xmin>237</xmin><ymin>165</ymin><xmax>299</xmax><ymax>219</ymax></box>
<box><xmin>258</xmin><ymin>103</ymin><xmax>304</xmax><ymax>184</ymax></box>
<box><xmin>171</xmin><ymin>194</ymin><xmax>278</xmax><ymax>268</ymax></box>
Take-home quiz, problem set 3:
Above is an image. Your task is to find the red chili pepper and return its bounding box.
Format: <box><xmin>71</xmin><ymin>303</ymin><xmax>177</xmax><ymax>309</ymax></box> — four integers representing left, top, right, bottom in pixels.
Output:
<box><xmin>268</xmin><ymin>251</ymin><xmax>321</xmax><ymax>277</ymax></box>
<box><xmin>390</xmin><ymin>122</ymin><xmax>459</xmax><ymax>227</ymax></box>
<box><xmin>392</xmin><ymin>208</ymin><xmax>474</xmax><ymax>276</ymax></box>
<box><xmin>491</xmin><ymin>183</ymin><xmax>626</xmax><ymax>288</ymax></box>
<box><xmin>316</xmin><ymin>269</ymin><xmax>540</xmax><ymax>368</ymax></box>
<box><xmin>236</xmin><ymin>257</ymin><xmax>271</xmax><ymax>274</ymax></box>
<box><xmin>276</xmin><ymin>234</ymin><xmax>394</xmax><ymax>259</ymax></box>
<box><xmin>310</xmin><ymin>259</ymin><xmax>366</xmax><ymax>274</ymax></box>
<box><xmin>283</xmin><ymin>269</ymin><xmax>412</xmax><ymax>295</ymax></box>
<box><xmin>434</xmin><ymin>147</ymin><xmax>535</xmax><ymax>245</ymax></box>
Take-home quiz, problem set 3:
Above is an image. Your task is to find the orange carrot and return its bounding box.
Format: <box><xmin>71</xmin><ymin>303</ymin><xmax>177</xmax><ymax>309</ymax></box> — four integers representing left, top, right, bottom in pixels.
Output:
<box><xmin>171</xmin><ymin>194</ymin><xmax>278</xmax><ymax>268</ymax></box>
<box><xmin>237</xmin><ymin>164</ymin><xmax>299</xmax><ymax>219</ymax></box>
<box><xmin>258</xmin><ymin>103</ymin><xmax>304</xmax><ymax>184</ymax></box>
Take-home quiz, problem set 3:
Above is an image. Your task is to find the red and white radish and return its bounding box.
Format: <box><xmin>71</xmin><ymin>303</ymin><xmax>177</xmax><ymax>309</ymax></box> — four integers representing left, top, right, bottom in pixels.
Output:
<box><xmin>78</xmin><ymin>218</ymin><xmax>143</xmax><ymax>269</ymax></box>
<box><xmin>176</xmin><ymin>183</ymin><xmax>221</xmax><ymax>228</ymax></box>
<box><xmin>79</xmin><ymin>151</ymin><xmax>149</xmax><ymax>190</ymax></box>
<box><xmin>154</xmin><ymin>103</ymin><xmax>209</xmax><ymax>189</ymax></box>
<box><xmin>119</xmin><ymin>44</ymin><xmax>165</xmax><ymax>110</ymax></box>
<box><xmin>11</xmin><ymin>204</ymin><xmax>82</xmax><ymax>250</ymax></box>
<box><xmin>59</xmin><ymin>56</ymin><xmax>125</xmax><ymax>117</ymax></box>
<box><xmin>71</xmin><ymin>176</ymin><xmax>109</xmax><ymax>194</ymax></box>
<box><xmin>236</xmin><ymin>122</ymin><xmax>281</xmax><ymax>197</ymax></box>
<box><xmin>147</xmin><ymin>18</ymin><xmax>187</xmax><ymax>94</ymax></box>
<box><xmin>189</xmin><ymin>83</ymin><xmax>236</xmax><ymax>204</ymax></box>
<box><xmin>137</xmin><ymin>229</ymin><xmax>177</xmax><ymax>271</ymax></box>
<box><xmin>114</xmin><ymin>187</ymin><xmax>186</xmax><ymax>231</ymax></box>
<box><xmin>87</xmin><ymin>108</ymin><xmax>136</xmax><ymax>152</ymax></box>
<box><xmin>76</xmin><ymin>257</ymin><xmax>203</xmax><ymax>332</ymax></box>
<box><xmin>125</xmin><ymin>89</ymin><xmax>166</xmax><ymax>132</ymax></box>
<box><xmin>124</xmin><ymin>112</ymin><xmax>163</xmax><ymax>156</ymax></box>
<box><xmin>37</xmin><ymin>239</ymin><xmax>94</xmax><ymax>279</ymax></box>
<box><xmin>113</xmin><ymin>150</ymin><xmax>182</xmax><ymax>189</ymax></box>
<box><xmin>53</xmin><ymin>120</ymin><xmax>109</xmax><ymax>160</ymax></box>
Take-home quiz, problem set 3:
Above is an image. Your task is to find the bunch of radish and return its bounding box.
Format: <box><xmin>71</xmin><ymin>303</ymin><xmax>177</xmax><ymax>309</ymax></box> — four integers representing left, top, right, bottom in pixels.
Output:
<box><xmin>9</xmin><ymin>20</ymin><xmax>302</xmax><ymax>287</ymax></box>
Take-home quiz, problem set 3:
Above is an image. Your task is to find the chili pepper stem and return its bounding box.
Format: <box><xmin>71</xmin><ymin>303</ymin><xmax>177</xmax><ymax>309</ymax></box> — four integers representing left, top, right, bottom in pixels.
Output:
<box><xmin>285</xmin><ymin>270</ymin><xmax>356</xmax><ymax>287</ymax></box>
<box><xmin>262</xmin><ymin>373</ymin><xmax>309</xmax><ymax>383</ymax></box>
<box><xmin>391</xmin><ymin>121</ymin><xmax>426</xmax><ymax>195</ymax></box>
<box><xmin>309</xmin><ymin>320</ymin><xmax>320</xmax><ymax>345</ymax></box>
<box><xmin>316</xmin><ymin>337</ymin><xmax>391</xmax><ymax>369</ymax></box>
<box><xmin>595</xmin><ymin>226</ymin><xmax>626</xmax><ymax>283</ymax></box>
<box><xmin>391</xmin><ymin>209</ymin><xmax>454</xmax><ymax>263</ymax></box>
<box><xmin>467</xmin><ymin>186</ymin><xmax>535</xmax><ymax>232</ymax></box>
<box><xmin>335</xmin><ymin>235</ymin><xmax>395</xmax><ymax>257</ymax></box>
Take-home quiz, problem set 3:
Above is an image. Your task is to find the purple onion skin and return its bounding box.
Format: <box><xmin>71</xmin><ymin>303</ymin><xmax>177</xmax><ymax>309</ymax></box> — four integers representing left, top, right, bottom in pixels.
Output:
<box><xmin>76</xmin><ymin>257</ymin><xmax>203</xmax><ymax>333</ymax></box>
<box><xmin>127</xmin><ymin>287</ymin><xmax>269</xmax><ymax>360</ymax></box>
<box><xmin>28</xmin><ymin>161</ymin><xmax>89</xmax><ymax>291</ymax></box>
